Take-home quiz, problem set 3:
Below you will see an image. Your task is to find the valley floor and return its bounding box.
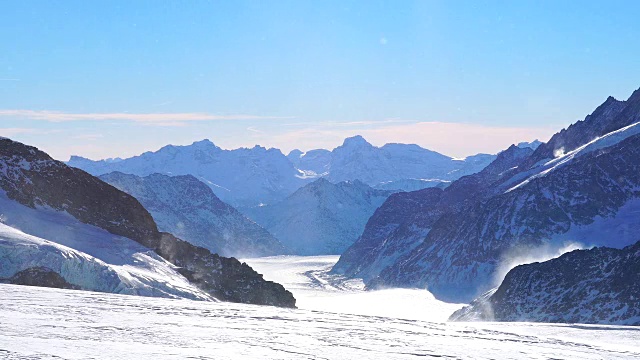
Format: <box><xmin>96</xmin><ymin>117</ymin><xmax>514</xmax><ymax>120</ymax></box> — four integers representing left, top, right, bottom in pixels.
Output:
<box><xmin>243</xmin><ymin>255</ymin><xmax>464</xmax><ymax>322</ymax></box>
<box><xmin>1</xmin><ymin>256</ymin><xmax>639</xmax><ymax>359</ymax></box>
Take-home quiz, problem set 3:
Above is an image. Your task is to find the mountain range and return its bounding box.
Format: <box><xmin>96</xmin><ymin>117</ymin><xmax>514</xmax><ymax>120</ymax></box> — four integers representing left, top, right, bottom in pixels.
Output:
<box><xmin>0</xmin><ymin>137</ymin><xmax>295</xmax><ymax>307</ymax></box>
<box><xmin>68</xmin><ymin>136</ymin><xmax>499</xmax><ymax>208</ymax></box>
<box><xmin>333</xmin><ymin>87</ymin><xmax>640</xmax><ymax>307</ymax></box>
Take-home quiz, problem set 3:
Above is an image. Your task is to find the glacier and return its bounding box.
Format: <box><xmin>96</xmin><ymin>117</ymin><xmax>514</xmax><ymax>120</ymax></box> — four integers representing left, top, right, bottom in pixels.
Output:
<box><xmin>1</xmin><ymin>256</ymin><xmax>639</xmax><ymax>359</ymax></box>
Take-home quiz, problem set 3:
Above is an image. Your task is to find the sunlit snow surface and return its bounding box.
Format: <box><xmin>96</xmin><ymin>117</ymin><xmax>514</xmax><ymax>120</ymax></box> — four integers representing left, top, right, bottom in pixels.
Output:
<box><xmin>2</xmin><ymin>283</ymin><xmax>640</xmax><ymax>359</ymax></box>
<box><xmin>243</xmin><ymin>255</ymin><xmax>464</xmax><ymax>322</ymax></box>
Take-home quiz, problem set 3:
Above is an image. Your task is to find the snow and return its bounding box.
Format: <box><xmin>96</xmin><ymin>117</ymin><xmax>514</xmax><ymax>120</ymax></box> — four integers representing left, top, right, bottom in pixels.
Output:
<box><xmin>2</xmin><ymin>269</ymin><xmax>639</xmax><ymax>359</ymax></box>
<box><xmin>549</xmin><ymin>198</ymin><xmax>640</xmax><ymax>249</ymax></box>
<box><xmin>507</xmin><ymin>122</ymin><xmax>640</xmax><ymax>192</ymax></box>
<box><xmin>0</xmin><ymin>192</ymin><xmax>211</xmax><ymax>300</ymax></box>
<box><xmin>244</xmin><ymin>255</ymin><xmax>464</xmax><ymax>322</ymax></box>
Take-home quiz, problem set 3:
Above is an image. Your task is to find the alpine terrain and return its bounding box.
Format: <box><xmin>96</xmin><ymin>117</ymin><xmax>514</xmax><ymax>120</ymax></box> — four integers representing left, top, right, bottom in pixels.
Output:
<box><xmin>244</xmin><ymin>178</ymin><xmax>392</xmax><ymax>255</ymax></box>
<box><xmin>98</xmin><ymin>172</ymin><xmax>288</xmax><ymax>258</ymax></box>
<box><xmin>333</xmin><ymin>88</ymin><xmax>640</xmax><ymax>311</ymax></box>
<box><xmin>0</xmin><ymin>137</ymin><xmax>295</xmax><ymax>307</ymax></box>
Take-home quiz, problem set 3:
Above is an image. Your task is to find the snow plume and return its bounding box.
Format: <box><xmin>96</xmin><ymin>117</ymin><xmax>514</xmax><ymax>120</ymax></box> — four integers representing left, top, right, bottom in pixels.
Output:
<box><xmin>493</xmin><ymin>241</ymin><xmax>585</xmax><ymax>286</ymax></box>
<box><xmin>553</xmin><ymin>147</ymin><xmax>565</xmax><ymax>157</ymax></box>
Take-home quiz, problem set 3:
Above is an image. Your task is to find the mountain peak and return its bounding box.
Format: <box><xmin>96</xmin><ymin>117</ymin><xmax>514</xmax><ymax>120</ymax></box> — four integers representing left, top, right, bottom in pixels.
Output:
<box><xmin>191</xmin><ymin>139</ymin><xmax>218</xmax><ymax>148</ymax></box>
<box><xmin>342</xmin><ymin>135</ymin><xmax>372</xmax><ymax>148</ymax></box>
<box><xmin>627</xmin><ymin>87</ymin><xmax>640</xmax><ymax>103</ymax></box>
<box><xmin>516</xmin><ymin>140</ymin><xmax>543</xmax><ymax>150</ymax></box>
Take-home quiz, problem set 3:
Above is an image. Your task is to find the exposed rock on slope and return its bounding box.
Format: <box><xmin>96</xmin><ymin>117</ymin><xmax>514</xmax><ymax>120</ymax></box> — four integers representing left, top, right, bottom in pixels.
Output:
<box><xmin>450</xmin><ymin>241</ymin><xmax>640</xmax><ymax>325</ymax></box>
<box><xmin>334</xmin><ymin>87</ymin><xmax>640</xmax><ymax>304</ymax></box>
<box><xmin>99</xmin><ymin>172</ymin><xmax>288</xmax><ymax>258</ymax></box>
<box><xmin>6</xmin><ymin>267</ymin><xmax>80</xmax><ymax>290</ymax></box>
<box><xmin>245</xmin><ymin>178</ymin><xmax>392</xmax><ymax>255</ymax></box>
<box><xmin>0</xmin><ymin>138</ymin><xmax>295</xmax><ymax>307</ymax></box>
<box><xmin>333</xmin><ymin>144</ymin><xmax>534</xmax><ymax>282</ymax></box>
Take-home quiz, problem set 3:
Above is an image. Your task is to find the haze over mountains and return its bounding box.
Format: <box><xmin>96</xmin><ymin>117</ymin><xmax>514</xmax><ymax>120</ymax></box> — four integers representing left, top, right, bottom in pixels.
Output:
<box><xmin>245</xmin><ymin>179</ymin><xmax>392</xmax><ymax>255</ymax></box>
<box><xmin>98</xmin><ymin>172</ymin><xmax>289</xmax><ymax>258</ymax></box>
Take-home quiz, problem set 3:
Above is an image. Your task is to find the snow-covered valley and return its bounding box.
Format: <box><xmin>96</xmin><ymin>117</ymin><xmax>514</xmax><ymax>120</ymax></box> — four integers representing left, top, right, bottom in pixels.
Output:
<box><xmin>2</xmin><ymin>256</ymin><xmax>639</xmax><ymax>359</ymax></box>
<box><xmin>243</xmin><ymin>255</ymin><xmax>464</xmax><ymax>322</ymax></box>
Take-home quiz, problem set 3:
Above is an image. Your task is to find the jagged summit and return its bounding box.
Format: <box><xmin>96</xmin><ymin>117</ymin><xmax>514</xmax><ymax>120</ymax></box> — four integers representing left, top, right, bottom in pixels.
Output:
<box><xmin>516</xmin><ymin>140</ymin><xmax>543</xmax><ymax>150</ymax></box>
<box><xmin>340</xmin><ymin>135</ymin><xmax>372</xmax><ymax>148</ymax></box>
<box><xmin>190</xmin><ymin>139</ymin><xmax>219</xmax><ymax>148</ymax></box>
<box><xmin>627</xmin><ymin>86</ymin><xmax>640</xmax><ymax>103</ymax></box>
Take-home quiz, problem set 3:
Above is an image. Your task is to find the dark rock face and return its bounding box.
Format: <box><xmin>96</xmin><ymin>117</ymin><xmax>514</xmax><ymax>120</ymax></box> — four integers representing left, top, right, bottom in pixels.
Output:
<box><xmin>450</xmin><ymin>241</ymin><xmax>640</xmax><ymax>325</ymax></box>
<box><xmin>332</xmin><ymin>143</ymin><xmax>534</xmax><ymax>283</ymax></box>
<box><xmin>332</xmin><ymin>187</ymin><xmax>444</xmax><ymax>280</ymax></box>
<box><xmin>377</xmin><ymin>132</ymin><xmax>640</xmax><ymax>302</ymax></box>
<box><xmin>153</xmin><ymin>233</ymin><xmax>295</xmax><ymax>307</ymax></box>
<box><xmin>0</xmin><ymin>138</ymin><xmax>159</xmax><ymax>244</ymax></box>
<box><xmin>7</xmin><ymin>267</ymin><xmax>80</xmax><ymax>290</ymax></box>
<box><xmin>99</xmin><ymin>172</ymin><xmax>288</xmax><ymax>258</ymax></box>
<box><xmin>0</xmin><ymin>138</ymin><xmax>296</xmax><ymax>308</ymax></box>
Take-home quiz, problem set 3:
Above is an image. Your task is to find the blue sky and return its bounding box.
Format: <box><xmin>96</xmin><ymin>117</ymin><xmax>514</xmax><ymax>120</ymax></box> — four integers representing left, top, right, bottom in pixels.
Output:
<box><xmin>1</xmin><ymin>0</ymin><xmax>639</xmax><ymax>160</ymax></box>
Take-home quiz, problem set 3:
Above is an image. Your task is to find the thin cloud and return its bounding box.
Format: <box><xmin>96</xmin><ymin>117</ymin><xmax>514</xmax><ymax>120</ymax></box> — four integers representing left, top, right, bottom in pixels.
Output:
<box><xmin>281</xmin><ymin>119</ymin><xmax>413</xmax><ymax>127</ymax></box>
<box><xmin>0</xmin><ymin>78</ymin><xmax>20</xmax><ymax>81</ymax></box>
<box><xmin>0</xmin><ymin>128</ymin><xmax>61</xmax><ymax>137</ymax></box>
<box><xmin>0</xmin><ymin>128</ymin><xmax>41</xmax><ymax>137</ymax></box>
<box><xmin>0</xmin><ymin>109</ymin><xmax>294</xmax><ymax>126</ymax></box>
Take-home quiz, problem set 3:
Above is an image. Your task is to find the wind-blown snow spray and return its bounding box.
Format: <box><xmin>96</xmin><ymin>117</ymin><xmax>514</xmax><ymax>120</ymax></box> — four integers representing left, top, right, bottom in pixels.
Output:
<box><xmin>493</xmin><ymin>241</ymin><xmax>585</xmax><ymax>287</ymax></box>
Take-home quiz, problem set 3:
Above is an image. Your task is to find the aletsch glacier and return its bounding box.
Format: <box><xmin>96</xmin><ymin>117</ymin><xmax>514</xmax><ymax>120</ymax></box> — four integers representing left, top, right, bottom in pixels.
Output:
<box><xmin>1</xmin><ymin>88</ymin><xmax>640</xmax><ymax>357</ymax></box>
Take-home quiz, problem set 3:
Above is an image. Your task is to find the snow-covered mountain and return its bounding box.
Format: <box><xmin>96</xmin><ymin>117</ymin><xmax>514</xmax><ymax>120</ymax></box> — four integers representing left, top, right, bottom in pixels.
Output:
<box><xmin>332</xmin><ymin>144</ymin><xmax>535</xmax><ymax>284</ymax></box>
<box><xmin>68</xmin><ymin>140</ymin><xmax>306</xmax><ymax>208</ymax></box>
<box><xmin>244</xmin><ymin>178</ymin><xmax>392</xmax><ymax>255</ymax></box>
<box><xmin>450</xmin><ymin>241</ymin><xmax>640</xmax><ymax>325</ymax></box>
<box><xmin>0</xmin><ymin>137</ymin><xmax>295</xmax><ymax>307</ymax></box>
<box><xmin>290</xmin><ymin>135</ymin><xmax>496</xmax><ymax>190</ymax></box>
<box><xmin>69</xmin><ymin>137</ymin><xmax>497</xmax><ymax>208</ymax></box>
<box><xmin>333</xmin><ymin>87</ymin><xmax>640</xmax><ymax>304</ymax></box>
<box><xmin>99</xmin><ymin>172</ymin><xmax>288</xmax><ymax>258</ymax></box>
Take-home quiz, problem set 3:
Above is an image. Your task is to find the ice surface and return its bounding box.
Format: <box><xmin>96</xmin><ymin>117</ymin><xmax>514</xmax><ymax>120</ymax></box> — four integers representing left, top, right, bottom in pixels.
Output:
<box><xmin>2</xmin><ymin>282</ymin><xmax>639</xmax><ymax>359</ymax></box>
<box><xmin>242</xmin><ymin>256</ymin><xmax>463</xmax><ymax>323</ymax></box>
<box><xmin>0</xmin><ymin>192</ymin><xmax>210</xmax><ymax>300</ymax></box>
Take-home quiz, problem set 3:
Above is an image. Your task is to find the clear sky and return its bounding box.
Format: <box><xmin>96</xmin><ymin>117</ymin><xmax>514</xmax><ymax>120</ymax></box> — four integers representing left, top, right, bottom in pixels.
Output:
<box><xmin>1</xmin><ymin>0</ymin><xmax>639</xmax><ymax>160</ymax></box>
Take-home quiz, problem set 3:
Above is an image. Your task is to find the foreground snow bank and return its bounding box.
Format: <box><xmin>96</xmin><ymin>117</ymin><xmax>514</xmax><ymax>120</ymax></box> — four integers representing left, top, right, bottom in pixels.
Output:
<box><xmin>1</xmin><ymin>284</ymin><xmax>638</xmax><ymax>359</ymax></box>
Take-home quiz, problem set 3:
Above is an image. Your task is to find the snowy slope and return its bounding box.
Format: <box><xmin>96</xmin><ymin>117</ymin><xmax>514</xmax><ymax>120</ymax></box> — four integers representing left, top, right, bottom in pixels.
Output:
<box><xmin>0</xmin><ymin>194</ymin><xmax>211</xmax><ymax>300</ymax></box>
<box><xmin>99</xmin><ymin>172</ymin><xmax>288</xmax><ymax>257</ymax></box>
<box><xmin>335</xmin><ymin>89</ymin><xmax>640</xmax><ymax>305</ymax></box>
<box><xmin>323</xmin><ymin>136</ymin><xmax>496</xmax><ymax>189</ymax></box>
<box><xmin>2</xmin><ymin>281</ymin><xmax>640</xmax><ymax>359</ymax></box>
<box><xmin>0</xmin><ymin>137</ymin><xmax>295</xmax><ymax>307</ymax></box>
<box><xmin>333</xmin><ymin>144</ymin><xmax>534</xmax><ymax>283</ymax></box>
<box><xmin>244</xmin><ymin>178</ymin><xmax>392</xmax><ymax>255</ymax></box>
